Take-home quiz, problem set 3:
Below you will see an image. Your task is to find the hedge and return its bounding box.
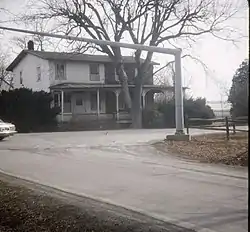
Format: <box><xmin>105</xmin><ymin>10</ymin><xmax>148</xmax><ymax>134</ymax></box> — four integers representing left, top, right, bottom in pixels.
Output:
<box><xmin>0</xmin><ymin>88</ymin><xmax>60</xmax><ymax>133</ymax></box>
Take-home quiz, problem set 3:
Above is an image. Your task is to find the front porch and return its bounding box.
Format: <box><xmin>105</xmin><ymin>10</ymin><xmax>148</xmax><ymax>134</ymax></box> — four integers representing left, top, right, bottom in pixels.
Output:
<box><xmin>50</xmin><ymin>83</ymin><xmax>173</xmax><ymax>128</ymax></box>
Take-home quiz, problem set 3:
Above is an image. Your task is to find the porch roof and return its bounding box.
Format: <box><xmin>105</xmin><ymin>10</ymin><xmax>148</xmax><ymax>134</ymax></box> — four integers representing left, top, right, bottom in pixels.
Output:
<box><xmin>50</xmin><ymin>82</ymin><xmax>185</xmax><ymax>93</ymax></box>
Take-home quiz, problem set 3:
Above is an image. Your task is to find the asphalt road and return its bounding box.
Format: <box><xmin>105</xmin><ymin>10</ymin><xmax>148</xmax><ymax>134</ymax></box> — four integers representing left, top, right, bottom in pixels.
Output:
<box><xmin>0</xmin><ymin>128</ymin><xmax>248</xmax><ymax>232</ymax></box>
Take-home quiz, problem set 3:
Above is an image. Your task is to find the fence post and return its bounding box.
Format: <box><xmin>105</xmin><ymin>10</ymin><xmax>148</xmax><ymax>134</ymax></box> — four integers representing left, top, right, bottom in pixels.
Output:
<box><xmin>232</xmin><ymin>116</ymin><xmax>236</xmax><ymax>134</ymax></box>
<box><xmin>186</xmin><ymin>115</ymin><xmax>189</xmax><ymax>135</ymax></box>
<box><xmin>232</xmin><ymin>122</ymin><xmax>236</xmax><ymax>134</ymax></box>
<box><xmin>225</xmin><ymin>117</ymin><xmax>229</xmax><ymax>140</ymax></box>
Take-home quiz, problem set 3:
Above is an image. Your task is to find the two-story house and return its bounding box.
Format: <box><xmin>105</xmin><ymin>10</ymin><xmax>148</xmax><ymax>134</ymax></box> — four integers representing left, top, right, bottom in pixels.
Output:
<box><xmin>6</xmin><ymin>41</ymin><xmax>172</xmax><ymax>128</ymax></box>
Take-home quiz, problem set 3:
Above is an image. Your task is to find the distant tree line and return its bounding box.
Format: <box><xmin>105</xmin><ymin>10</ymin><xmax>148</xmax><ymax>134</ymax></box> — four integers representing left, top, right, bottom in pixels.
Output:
<box><xmin>228</xmin><ymin>59</ymin><xmax>248</xmax><ymax>117</ymax></box>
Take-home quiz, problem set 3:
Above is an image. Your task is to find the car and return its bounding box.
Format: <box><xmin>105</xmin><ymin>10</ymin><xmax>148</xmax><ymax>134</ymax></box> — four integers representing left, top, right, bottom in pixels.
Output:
<box><xmin>0</xmin><ymin>119</ymin><xmax>17</xmax><ymax>141</ymax></box>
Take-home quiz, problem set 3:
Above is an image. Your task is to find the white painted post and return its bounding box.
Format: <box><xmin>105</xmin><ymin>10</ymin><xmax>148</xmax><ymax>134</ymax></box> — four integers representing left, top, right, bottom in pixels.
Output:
<box><xmin>142</xmin><ymin>91</ymin><xmax>146</xmax><ymax>109</ymax></box>
<box><xmin>174</xmin><ymin>52</ymin><xmax>184</xmax><ymax>135</ymax></box>
<box><xmin>115</xmin><ymin>91</ymin><xmax>119</xmax><ymax>120</ymax></box>
<box><xmin>97</xmin><ymin>88</ymin><xmax>100</xmax><ymax>117</ymax></box>
<box><xmin>61</xmin><ymin>90</ymin><xmax>64</xmax><ymax>122</ymax></box>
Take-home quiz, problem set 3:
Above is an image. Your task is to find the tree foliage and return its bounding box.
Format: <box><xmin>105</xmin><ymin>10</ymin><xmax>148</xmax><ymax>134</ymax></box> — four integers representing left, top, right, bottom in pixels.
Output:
<box><xmin>0</xmin><ymin>88</ymin><xmax>59</xmax><ymax>133</ymax></box>
<box><xmin>228</xmin><ymin>59</ymin><xmax>249</xmax><ymax>117</ymax></box>
<box><xmin>143</xmin><ymin>97</ymin><xmax>215</xmax><ymax>128</ymax></box>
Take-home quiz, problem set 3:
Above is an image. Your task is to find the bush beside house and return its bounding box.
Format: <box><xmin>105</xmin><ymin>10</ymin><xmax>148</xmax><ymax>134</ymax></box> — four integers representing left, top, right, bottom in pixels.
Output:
<box><xmin>142</xmin><ymin>97</ymin><xmax>215</xmax><ymax>128</ymax></box>
<box><xmin>0</xmin><ymin>88</ymin><xmax>59</xmax><ymax>133</ymax></box>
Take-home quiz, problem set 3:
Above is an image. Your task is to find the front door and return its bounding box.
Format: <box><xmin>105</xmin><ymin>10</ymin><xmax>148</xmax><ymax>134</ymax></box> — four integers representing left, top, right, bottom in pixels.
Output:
<box><xmin>74</xmin><ymin>93</ymin><xmax>87</xmax><ymax>114</ymax></box>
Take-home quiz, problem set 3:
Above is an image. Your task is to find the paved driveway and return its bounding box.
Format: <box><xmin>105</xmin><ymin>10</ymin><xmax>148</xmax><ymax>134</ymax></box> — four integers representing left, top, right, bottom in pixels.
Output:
<box><xmin>0</xmin><ymin>129</ymin><xmax>248</xmax><ymax>232</ymax></box>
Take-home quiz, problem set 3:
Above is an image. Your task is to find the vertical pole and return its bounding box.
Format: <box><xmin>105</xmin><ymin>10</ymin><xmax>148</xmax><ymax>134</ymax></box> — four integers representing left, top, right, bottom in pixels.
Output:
<box><xmin>97</xmin><ymin>88</ymin><xmax>100</xmax><ymax>117</ymax></box>
<box><xmin>225</xmin><ymin>116</ymin><xmax>229</xmax><ymax>140</ymax></box>
<box><xmin>115</xmin><ymin>91</ymin><xmax>119</xmax><ymax>120</ymax></box>
<box><xmin>70</xmin><ymin>92</ymin><xmax>73</xmax><ymax>114</ymax></box>
<box><xmin>142</xmin><ymin>91</ymin><xmax>146</xmax><ymax>109</ymax></box>
<box><xmin>232</xmin><ymin>123</ymin><xmax>236</xmax><ymax>134</ymax></box>
<box><xmin>186</xmin><ymin>115</ymin><xmax>189</xmax><ymax>135</ymax></box>
<box><xmin>58</xmin><ymin>92</ymin><xmax>61</xmax><ymax>106</ymax></box>
<box><xmin>232</xmin><ymin>119</ymin><xmax>236</xmax><ymax>134</ymax></box>
<box><xmin>61</xmin><ymin>90</ymin><xmax>64</xmax><ymax>122</ymax></box>
<box><xmin>51</xmin><ymin>91</ymin><xmax>54</xmax><ymax>108</ymax></box>
<box><xmin>174</xmin><ymin>52</ymin><xmax>184</xmax><ymax>135</ymax></box>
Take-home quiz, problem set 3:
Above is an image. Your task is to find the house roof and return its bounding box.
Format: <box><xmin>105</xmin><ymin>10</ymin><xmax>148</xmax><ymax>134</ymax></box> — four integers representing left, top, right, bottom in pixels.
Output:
<box><xmin>6</xmin><ymin>50</ymin><xmax>159</xmax><ymax>71</ymax></box>
<box><xmin>50</xmin><ymin>82</ymin><xmax>174</xmax><ymax>90</ymax></box>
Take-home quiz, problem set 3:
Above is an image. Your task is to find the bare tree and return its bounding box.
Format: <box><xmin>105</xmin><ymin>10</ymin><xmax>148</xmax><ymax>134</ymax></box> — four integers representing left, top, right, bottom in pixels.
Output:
<box><xmin>11</xmin><ymin>19</ymin><xmax>58</xmax><ymax>51</ymax></box>
<box><xmin>23</xmin><ymin>0</ymin><xmax>245</xmax><ymax>128</ymax></box>
<box><xmin>154</xmin><ymin>67</ymin><xmax>172</xmax><ymax>86</ymax></box>
<box><xmin>0</xmin><ymin>49</ymin><xmax>13</xmax><ymax>91</ymax></box>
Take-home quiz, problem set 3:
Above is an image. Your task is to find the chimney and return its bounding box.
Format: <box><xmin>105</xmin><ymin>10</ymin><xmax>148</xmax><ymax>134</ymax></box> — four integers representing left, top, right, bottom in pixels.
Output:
<box><xmin>27</xmin><ymin>40</ymin><xmax>34</xmax><ymax>50</ymax></box>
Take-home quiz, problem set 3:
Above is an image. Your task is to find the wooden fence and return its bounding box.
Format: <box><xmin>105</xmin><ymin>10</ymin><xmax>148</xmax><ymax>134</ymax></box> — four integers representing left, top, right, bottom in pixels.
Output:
<box><xmin>186</xmin><ymin>116</ymin><xmax>248</xmax><ymax>140</ymax></box>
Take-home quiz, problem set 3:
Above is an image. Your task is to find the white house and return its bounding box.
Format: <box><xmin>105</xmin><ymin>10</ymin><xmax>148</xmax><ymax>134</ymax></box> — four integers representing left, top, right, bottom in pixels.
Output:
<box><xmin>7</xmin><ymin>41</ymin><xmax>173</xmax><ymax>128</ymax></box>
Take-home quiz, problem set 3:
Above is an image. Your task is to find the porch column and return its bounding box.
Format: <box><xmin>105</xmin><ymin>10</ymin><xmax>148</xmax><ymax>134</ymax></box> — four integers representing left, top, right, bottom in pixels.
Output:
<box><xmin>61</xmin><ymin>90</ymin><xmax>64</xmax><ymax>122</ymax></box>
<box><xmin>50</xmin><ymin>91</ymin><xmax>54</xmax><ymax>108</ymax></box>
<box><xmin>97</xmin><ymin>88</ymin><xmax>100</xmax><ymax>117</ymax></box>
<box><xmin>115</xmin><ymin>90</ymin><xmax>120</xmax><ymax>120</ymax></box>
<box><xmin>142</xmin><ymin>90</ymin><xmax>147</xmax><ymax>109</ymax></box>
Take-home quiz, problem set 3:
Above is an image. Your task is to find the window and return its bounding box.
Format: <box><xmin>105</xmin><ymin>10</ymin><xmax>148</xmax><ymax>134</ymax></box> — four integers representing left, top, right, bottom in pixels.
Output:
<box><xmin>55</xmin><ymin>63</ymin><xmax>66</xmax><ymax>80</ymax></box>
<box><xmin>76</xmin><ymin>97</ymin><xmax>83</xmax><ymax>106</ymax></box>
<box><xmin>90</xmin><ymin>63</ymin><xmax>100</xmax><ymax>81</ymax></box>
<box><xmin>54</xmin><ymin>93</ymin><xmax>60</xmax><ymax>107</ymax></box>
<box><xmin>90</xmin><ymin>63</ymin><xmax>99</xmax><ymax>74</ymax></box>
<box><xmin>36</xmin><ymin>67</ymin><xmax>41</xmax><ymax>82</ymax></box>
<box><xmin>90</xmin><ymin>92</ymin><xmax>97</xmax><ymax>110</ymax></box>
<box><xmin>20</xmin><ymin>71</ymin><xmax>23</xmax><ymax>85</ymax></box>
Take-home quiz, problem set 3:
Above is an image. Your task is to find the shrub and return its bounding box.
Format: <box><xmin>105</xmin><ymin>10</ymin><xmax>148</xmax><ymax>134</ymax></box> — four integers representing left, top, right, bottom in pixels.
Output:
<box><xmin>145</xmin><ymin>97</ymin><xmax>215</xmax><ymax>128</ymax></box>
<box><xmin>0</xmin><ymin>88</ymin><xmax>59</xmax><ymax>133</ymax></box>
<box><xmin>142</xmin><ymin>108</ymin><xmax>165</xmax><ymax>128</ymax></box>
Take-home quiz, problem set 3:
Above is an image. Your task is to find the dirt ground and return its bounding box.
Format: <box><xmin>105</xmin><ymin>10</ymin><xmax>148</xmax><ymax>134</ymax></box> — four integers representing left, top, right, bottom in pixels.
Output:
<box><xmin>154</xmin><ymin>132</ymin><xmax>248</xmax><ymax>166</ymax></box>
<box><xmin>0</xmin><ymin>174</ymin><xmax>194</xmax><ymax>232</ymax></box>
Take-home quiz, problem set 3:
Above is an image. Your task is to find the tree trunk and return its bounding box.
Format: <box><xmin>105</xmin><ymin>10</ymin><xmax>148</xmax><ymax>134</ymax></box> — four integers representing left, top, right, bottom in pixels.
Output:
<box><xmin>131</xmin><ymin>94</ymin><xmax>142</xmax><ymax>128</ymax></box>
<box><xmin>117</xmin><ymin>63</ymin><xmax>142</xmax><ymax>128</ymax></box>
<box><xmin>116</xmin><ymin>63</ymin><xmax>132</xmax><ymax>109</ymax></box>
<box><xmin>115</xmin><ymin>56</ymin><xmax>149</xmax><ymax>129</ymax></box>
<box><xmin>131</xmin><ymin>76</ymin><xmax>143</xmax><ymax>128</ymax></box>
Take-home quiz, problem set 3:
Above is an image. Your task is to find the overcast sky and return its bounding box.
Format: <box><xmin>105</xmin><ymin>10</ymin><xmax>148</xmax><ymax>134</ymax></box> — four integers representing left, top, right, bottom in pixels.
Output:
<box><xmin>0</xmin><ymin>0</ymin><xmax>249</xmax><ymax>103</ymax></box>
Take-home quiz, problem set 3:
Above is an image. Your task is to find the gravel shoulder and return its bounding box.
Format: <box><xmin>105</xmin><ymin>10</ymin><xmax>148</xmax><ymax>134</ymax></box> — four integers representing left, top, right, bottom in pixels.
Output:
<box><xmin>0</xmin><ymin>173</ymin><xmax>195</xmax><ymax>232</ymax></box>
<box><xmin>154</xmin><ymin>132</ymin><xmax>248</xmax><ymax>166</ymax></box>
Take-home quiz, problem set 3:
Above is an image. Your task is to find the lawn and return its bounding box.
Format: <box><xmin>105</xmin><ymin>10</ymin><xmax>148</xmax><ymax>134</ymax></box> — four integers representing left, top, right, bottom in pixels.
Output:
<box><xmin>0</xmin><ymin>175</ymin><xmax>194</xmax><ymax>232</ymax></box>
<box><xmin>154</xmin><ymin>132</ymin><xmax>248</xmax><ymax>166</ymax></box>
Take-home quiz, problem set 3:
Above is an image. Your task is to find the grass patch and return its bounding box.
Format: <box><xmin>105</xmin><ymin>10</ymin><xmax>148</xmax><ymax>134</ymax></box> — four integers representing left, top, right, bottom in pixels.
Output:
<box><xmin>154</xmin><ymin>132</ymin><xmax>248</xmax><ymax>166</ymax></box>
<box><xmin>0</xmin><ymin>176</ymin><xmax>194</xmax><ymax>232</ymax></box>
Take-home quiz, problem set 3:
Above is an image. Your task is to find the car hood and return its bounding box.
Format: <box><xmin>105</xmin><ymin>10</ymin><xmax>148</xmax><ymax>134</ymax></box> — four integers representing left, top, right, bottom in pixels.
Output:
<box><xmin>0</xmin><ymin>122</ymin><xmax>15</xmax><ymax>127</ymax></box>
